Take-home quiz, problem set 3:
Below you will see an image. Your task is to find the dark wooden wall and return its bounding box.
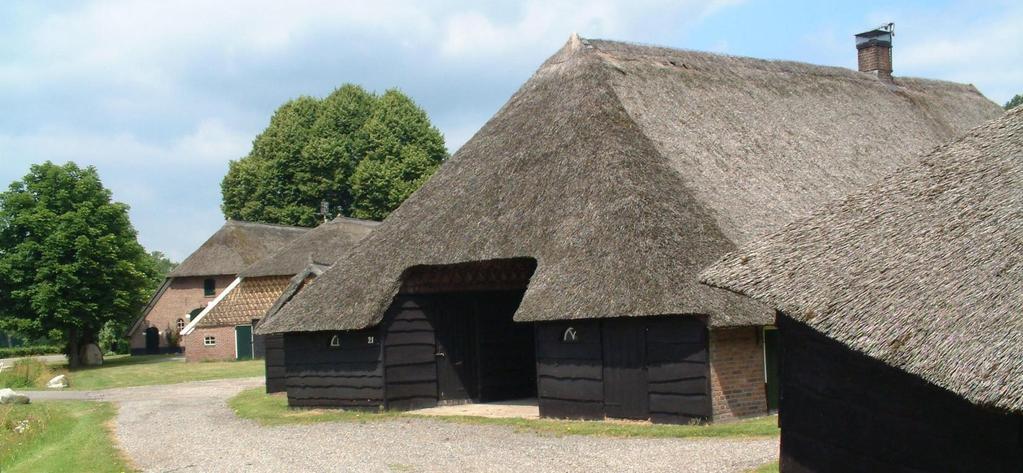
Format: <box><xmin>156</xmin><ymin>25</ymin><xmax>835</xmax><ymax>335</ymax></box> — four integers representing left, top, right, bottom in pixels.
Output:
<box><xmin>264</xmin><ymin>333</ymin><xmax>286</xmax><ymax>393</ymax></box>
<box><xmin>383</xmin><ymin>297</ymin><xmax>439</xmax><ymax>410</ymax></box>
<box><xmin>778</xmin><ymin>315</ymin><xmax>1023</xmax><ymax>472</ymax></box>
<box><xmin>535</xmin><ymin>316</ymin><xmax>710</xmax><ymax>424</ymax></box>
<box><xmin>283</xmin><ymin>329</ymin><xmax>383</xmax><ymax>409</ymax></box>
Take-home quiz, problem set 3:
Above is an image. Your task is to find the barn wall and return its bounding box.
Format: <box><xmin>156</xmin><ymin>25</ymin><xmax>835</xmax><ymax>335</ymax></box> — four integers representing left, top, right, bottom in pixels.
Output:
<box><xmin>264</xmin><ymin>333</ymin><xmax>286</xmax><ymax>393</ymax></box>
<box><xmin>130</xmin><ymin>275</ymin><xmax>235</xmax><ymax>354</ymax></box>
<box><xmin>383</xmin><ymin>297</ymin><xmax>438</xmax><ymax>410</ymax></box>
<box><xmin>709</xmin><ymin>327</ymin><xmax>768</xmax><ymax>422</ymax></box>
<box><xmin>536</xmin><ymin>320</ymin><xmax>605</xmax><ymax>420</ymax></box>
<box><xmin>778</xmin><ymin>315</ymin><xmax>1023</xmax><ymax>472</ymax></box>
<box><xmin>284</xmin><ymin>330</ymin><xmax>384</xmax><ymax>409</ymax></box>
<box><xmin>535</xmin><ymin>316</ymin><xmax>710</xmax><ymax>423</ymax></box>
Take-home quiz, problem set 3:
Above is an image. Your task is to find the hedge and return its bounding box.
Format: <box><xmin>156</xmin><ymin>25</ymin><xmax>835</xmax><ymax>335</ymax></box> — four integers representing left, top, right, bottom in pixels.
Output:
<box><xmin>0</xmin><ymin>345</ymin><xmax>63</xmax><ymax>359</ymax></box>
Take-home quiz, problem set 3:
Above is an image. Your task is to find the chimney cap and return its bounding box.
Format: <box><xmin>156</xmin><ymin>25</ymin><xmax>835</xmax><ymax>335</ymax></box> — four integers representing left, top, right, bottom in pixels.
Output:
<box><xmin>855</xmin><ymin>23</ymin><xmax>894</xmax><ymax>49</ymax></box>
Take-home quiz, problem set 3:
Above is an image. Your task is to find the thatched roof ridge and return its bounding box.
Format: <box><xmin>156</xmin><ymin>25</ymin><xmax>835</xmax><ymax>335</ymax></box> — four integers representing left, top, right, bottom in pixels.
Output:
<box><xmin>239</xmin><ymin>216</ymin><xmax>379</xmax><ymax>278</ymax></box>
<box><xmin>701</xmin><ymin>108</ymin><xmax>1023</xmax><ymax>413</ymax></box>
<box><xmin>169</xmin><ymin>220</ymin><xmax>309</xmax><ymax>278</ymax></box>
<box><xmin>257</xmin><ymin>35</ymin><xmax>1001</xmax><ymax>334</ymax></box>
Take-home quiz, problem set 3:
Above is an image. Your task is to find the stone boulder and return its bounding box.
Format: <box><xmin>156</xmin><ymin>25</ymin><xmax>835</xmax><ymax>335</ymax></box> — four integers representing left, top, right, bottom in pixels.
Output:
<box><xmin>80</xmin><ymin>343</ymin><xmax>103</xmax><ymax>366</ymax></box>
<box><xmin>47</xmin><ymin>374</ymin><xmax>69</xmax><ymax>389</ymax></box>
<box><xmin>0</xmin><ymin>388</ymin><xmax>30</xmax><ymax>405</ymax></box>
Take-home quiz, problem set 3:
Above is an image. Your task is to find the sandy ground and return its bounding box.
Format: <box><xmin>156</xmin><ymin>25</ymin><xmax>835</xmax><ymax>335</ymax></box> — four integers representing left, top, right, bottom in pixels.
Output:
<box><xmin>22</xmin><ymin>378</ymin><xmax>778</xmax><ymax>473</ymax></box>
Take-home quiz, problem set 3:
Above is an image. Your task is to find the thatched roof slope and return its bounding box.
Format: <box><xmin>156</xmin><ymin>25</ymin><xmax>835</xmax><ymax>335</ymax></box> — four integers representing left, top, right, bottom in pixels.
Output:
<box><xmin>256</xmin><ymin>263</ymin><xmax>327</xmax><ymax>332</ymax></box>
<box><xmin>701</xmin><ymin>108</ymin><xmax>1023</xmax><ymax>413</ymax></box>
<box><xmin>258</xmin><ymin>35</ymin><xmax>1001</xmax><ymax>334</ymax></box>
<box><xmin>239</xmin><ymin>217</ymin><xmax>378</xmax><ymax>278</ymax></box>
<box><xmin>169</xmin><ymin>220</ymin><xmax>308</xmax><ymax>277</ymax></box>
<box><xmin>196</xmin><ymin>275</ymin><xmax>292</xmax><ymax>328</ymax></box>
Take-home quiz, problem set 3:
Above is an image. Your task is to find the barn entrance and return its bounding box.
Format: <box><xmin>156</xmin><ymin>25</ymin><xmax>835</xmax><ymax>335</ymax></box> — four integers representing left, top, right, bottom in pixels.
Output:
<box><xmin>144</xmin><ymin>327</ymin><xmax>160</xmax><ymax>354</ymax></box>
<box><xmin>384</xmin><ymin>258</ymin><xmax>537</xmax><ymax>410</ymax></box>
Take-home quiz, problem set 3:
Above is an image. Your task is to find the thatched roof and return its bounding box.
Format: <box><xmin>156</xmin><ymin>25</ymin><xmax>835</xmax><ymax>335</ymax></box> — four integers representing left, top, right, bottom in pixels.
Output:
<box><xmin>169</xmin><ymin>220</ymin><xmax>308</xmax><ymax>278</ymax></box>
<box><xmin>700</xmin><ymin>108</ymin><xmax>1023</xmax><ymax>413</ymax></box>
<box><xmin>258</xmin><ymin>35</ymin><xmax>1001</xmax><ymax>334</ymax></box>
<box><xmin>238</xmin><ymin>217</ymin><xmax>378</xmax><ymax>278</ymax></box>
<box><xmin>255</xmin><ymin>263</ymin><xmax>327</xmax><ymax>332</ymax></box>
<box><xmin>194</xmin><ymin>275</ymin><xmax>292</xmax><ymax>328</ymax></box>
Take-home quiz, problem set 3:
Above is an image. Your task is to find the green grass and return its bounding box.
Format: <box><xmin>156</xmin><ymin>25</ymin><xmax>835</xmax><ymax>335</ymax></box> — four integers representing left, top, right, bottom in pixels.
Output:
<box><xmin>749</xmin><ymin>461</ymin><xmax>780</xmax><ymax>472</ymax></box>
<box><xmin>0</xmin><ymin>401</ymin><xmax>134</xmax><ymax>472</ymax></box>
<box><xmin>58</xmin><ymin>354</ymin><xmax>264</xmax><ymax>390</ymax></box>
<box><xmin>229</xmin><ymin>387</ymin><xmax>780</xmax><ymax>439</ymax></box>
<box><xmin>1</xmin><ymin>354</ymin><xmax>264</xmax><ymax>390</ymax></box>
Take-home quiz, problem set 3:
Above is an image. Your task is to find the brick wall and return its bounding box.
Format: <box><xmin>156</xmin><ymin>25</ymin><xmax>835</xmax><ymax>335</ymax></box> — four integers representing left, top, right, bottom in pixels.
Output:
<box><xmin>709</xmin><ymin>327</ymin><xmax>767</xmax><ymax>422</ymax></box>
<box><xmin>184</xmin><ymin>325</ymin><xmax>237</xmax><ymax>362</ymax></box>
<box><xmin>129</xmin><ymin>275</ymin><xmax>235</xmax><ymax>354</ymax></box>
<box><xmin>857</xmin><ymin>45</ymin><xmax>892</xmax><ymax>78</ymax></box>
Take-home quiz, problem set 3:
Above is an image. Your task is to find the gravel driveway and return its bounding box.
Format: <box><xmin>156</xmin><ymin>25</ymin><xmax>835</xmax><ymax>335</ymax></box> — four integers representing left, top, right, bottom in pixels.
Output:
<box><xmin>27</xmin><ymin>379</ymin><xmax>778</xmax><ymax>472</ymax></box>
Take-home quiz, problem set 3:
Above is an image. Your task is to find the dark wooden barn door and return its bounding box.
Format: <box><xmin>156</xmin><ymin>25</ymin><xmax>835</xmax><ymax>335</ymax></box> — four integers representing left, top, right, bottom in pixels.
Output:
<box><xmin>144</xmin><ymin>327</ymin><xmax>160</xmax><ymax>354</ymax></box>
<box><xmin>432</xmin><ymin>296</ymin><xmax>477</xmax><ymax>402</ymax></box>
<box><xmin>602</xmin><ymin>318</ymin><xmax>648</xmax><ymax>419</ymax></box>
<box><xmin>764</xmin><ymin>327</ymin><xmax>779</xmax><ymax>411</ymax></box>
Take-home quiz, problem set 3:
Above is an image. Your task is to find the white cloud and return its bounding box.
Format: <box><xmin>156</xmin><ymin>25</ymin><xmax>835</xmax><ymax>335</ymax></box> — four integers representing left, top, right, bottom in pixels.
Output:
<box><xmin>865</xmin><ymin>2</ymin><xmax>1023</xmax><ymax>104</ymax></box>
<box><xmin>0</xmin><ymin>118</ymin><xmax>250</xmax><ymax>168</ymax></box>
<box><xmin>440</xmin><ymin>0</ymin><xmax>743</xmax><ymax>58</ymax></box>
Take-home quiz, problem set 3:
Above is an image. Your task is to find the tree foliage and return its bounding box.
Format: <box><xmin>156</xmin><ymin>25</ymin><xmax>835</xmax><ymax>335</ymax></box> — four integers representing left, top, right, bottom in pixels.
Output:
<box><xmin>0</xmin><ymin>162</ymin><xmax>156</xmax><ymax>366</ymax></box>
<box><xmin>1005</xmin><ymin>94</ymin><xmax>1023</xmax><ymax>111</ymax></box>
<box><xmin>221</xmin><ymin>85</ymin><xmax>447</xmax><ymax>224</ymax></box>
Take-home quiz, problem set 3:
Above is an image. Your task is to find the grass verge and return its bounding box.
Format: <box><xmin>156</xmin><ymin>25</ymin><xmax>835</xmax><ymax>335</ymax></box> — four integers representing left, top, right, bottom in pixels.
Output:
<box><xmin>229</xmin><ymin>387</ymin><xmax>780</xmax><ymax>439</ymax></box>
<box><xmin>1</xmin><ymin>354</ymin><xmax>264</xmax><ymax>390</ymax></box>
<box><xmin>0</xmin><ymin>401</ymin><xmax>134</xmax><ymax>472</ymax></box>
<box><xmin>749</xmin><ymin>460</ymin><xmax>780</xmax><ymax>472</ymax></box>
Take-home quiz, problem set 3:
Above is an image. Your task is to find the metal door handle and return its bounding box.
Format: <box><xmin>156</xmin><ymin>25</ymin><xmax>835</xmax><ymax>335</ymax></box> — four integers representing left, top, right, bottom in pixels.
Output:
<box><xmin>434</xmin><ymin>352</ymin><xmax>446</xmax><ymax>357</ymax></box>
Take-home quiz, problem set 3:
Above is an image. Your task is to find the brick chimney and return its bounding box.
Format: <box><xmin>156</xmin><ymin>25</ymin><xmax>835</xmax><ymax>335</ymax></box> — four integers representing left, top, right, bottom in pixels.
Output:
<box><xmin>855</xmin><ymin>23</ymin><xmax>893</xmax><ymax>81</ymax></box>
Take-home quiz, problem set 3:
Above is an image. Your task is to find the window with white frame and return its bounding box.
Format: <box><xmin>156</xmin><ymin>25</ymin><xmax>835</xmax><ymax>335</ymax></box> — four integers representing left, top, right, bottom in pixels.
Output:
<box><xmin>176</xmin><ymin>319</ymin><xmax>185</xmax><ymax>330</ymax></box>
<box><xmin>204</xmin><ymin>336</ymin><xmax>216</xmax><ymax>346</ymax></box>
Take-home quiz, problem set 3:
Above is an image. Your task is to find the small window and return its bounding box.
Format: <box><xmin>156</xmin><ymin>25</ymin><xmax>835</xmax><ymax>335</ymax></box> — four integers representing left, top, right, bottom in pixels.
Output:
<box><xmin>176</xmin><ymin>319</ymin><xmax>185</xmax><ymax>330</ymax></box>
<box><xmin>329</xmin><ymin>335</ymin><xmax>341</xmax><ymax>347</ymax></box>
<box><xmin>203</xmin><ymin>279</ymin><xmax>216</xmax><ymax>296</ymax></box>
<box><xmin>562</xmin><ymin>327</ymin><xmax>579</xmax><ymax>343</ymax></box>
<box><xmin>204</xmin><ymin>336</ymin><xmax>216</xmax><ymax>346</ymax></box>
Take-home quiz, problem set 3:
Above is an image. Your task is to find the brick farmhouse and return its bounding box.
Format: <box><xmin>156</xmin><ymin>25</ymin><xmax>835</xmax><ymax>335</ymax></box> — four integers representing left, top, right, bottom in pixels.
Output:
<box><xmin>126</xmin><ymin>220</ymin><xmax>307</xmax><ymax>356</ymax></box>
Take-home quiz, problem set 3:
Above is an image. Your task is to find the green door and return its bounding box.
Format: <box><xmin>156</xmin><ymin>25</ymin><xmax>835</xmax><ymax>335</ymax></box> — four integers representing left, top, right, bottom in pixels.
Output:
<box><xmin>764</xmin><ymin>327</ymin><xmax>780</xmax><ymax>411</ymax></box>
<box><xmin>235</xmin><ymin>325</ymin><xmax>253</xmax><ymax>360</ymax></box>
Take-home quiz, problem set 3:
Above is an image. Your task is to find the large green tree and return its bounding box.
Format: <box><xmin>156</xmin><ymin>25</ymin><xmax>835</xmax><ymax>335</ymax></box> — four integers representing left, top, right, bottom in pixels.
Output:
<box><xmin>222</xmin><ymin>85</ymin><xmax>447</xmax><ymax>224</ymax></box>
<box><xmin>1005</xmin><ymin>94</ymin><xmax>1023</xmax><ymax>111</ymax></box>
<box><xmin>0</xmin><ymin>162</ymin><xmax>156</xmax><ymax>367</ymax></box>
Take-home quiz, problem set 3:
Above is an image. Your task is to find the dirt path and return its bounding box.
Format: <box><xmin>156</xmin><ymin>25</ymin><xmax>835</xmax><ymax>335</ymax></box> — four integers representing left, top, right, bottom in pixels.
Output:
<box><xmin>27</xmin><ymin>379</ymin><xmax>778</xmax><ymax>472</ymax></box>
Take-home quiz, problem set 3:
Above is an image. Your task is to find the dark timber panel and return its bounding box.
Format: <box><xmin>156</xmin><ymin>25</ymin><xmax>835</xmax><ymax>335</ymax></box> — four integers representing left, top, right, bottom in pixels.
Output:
<box><xmin>384</xmin><ymin>297</ymin><xmax>438</xmax><ymax>410</ymax></box>
<box><xmin>778</xmin><ymin>315</ymin><xmax>1023</xmax><ymax>472</ymax></box>
<box><xmin>536</xmin><ymin>320</ymin><xmax>605</xmax><ymax>420</ymax></box>
<box><xmin>284</xmin><ymin>329</ymin><xmax>383</xmax><ymax>409</ymax></box>
<box><xmin>535</xmin><ymin>316</ymin><xmax>710</xmax><ymax>424</ymax></box>
<box><xmin>264</xmin><ymin>333</ymin><xmax>286</xmax><ymax>393</ymax></box>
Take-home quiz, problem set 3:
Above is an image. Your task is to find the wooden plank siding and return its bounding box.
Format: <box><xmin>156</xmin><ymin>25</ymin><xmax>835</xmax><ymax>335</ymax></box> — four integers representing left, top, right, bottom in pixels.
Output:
<box><xmin>284</xmin><ymin>329</ymin><xmax>384</xmax><ymax>409</ymax></box>
<box><xmin>778</xmin><ymin>315</ymin><xmax>1023</xmax><ymax>472</ymax></box>
<box><xmin>535</xmin><ymin>316</ymin><xmax>711</xmax><ymax>423</ymax></box>
<box><xmin>264</xmin><ymin>333</ymin><xmax>286</xmax><ymax>393</ymax></box>
<box><xmin>383</xmin><ymin>297</ymin><xmax>439</xmax><ymax>410</ymax></box>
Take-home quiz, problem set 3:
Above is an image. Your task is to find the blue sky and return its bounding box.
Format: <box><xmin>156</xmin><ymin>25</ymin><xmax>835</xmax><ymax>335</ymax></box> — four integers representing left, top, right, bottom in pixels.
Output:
<box><xmin>2</xmin><ymin>0</ymin><xmax>1020</xmax><ymax>261</ymax></box>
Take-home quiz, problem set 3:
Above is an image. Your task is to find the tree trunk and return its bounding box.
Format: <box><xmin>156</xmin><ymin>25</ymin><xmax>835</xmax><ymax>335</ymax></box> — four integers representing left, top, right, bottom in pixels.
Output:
<box><xmin>67</xmin><ymin>328</ymin><xmax>82</xmax><ymax>369</ymax></box>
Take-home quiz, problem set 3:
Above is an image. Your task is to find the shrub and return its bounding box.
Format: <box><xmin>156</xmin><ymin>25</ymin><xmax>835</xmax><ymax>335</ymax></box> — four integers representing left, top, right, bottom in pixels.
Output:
<box><xmin>0</xmin><ymin>359</ymin><xmax>60</xmax><ymax>389</ymax></box>
<box><xmin>0</xmin><ymin>346</ymin><xmax>62</xmax><ymax>359</ymax></box>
